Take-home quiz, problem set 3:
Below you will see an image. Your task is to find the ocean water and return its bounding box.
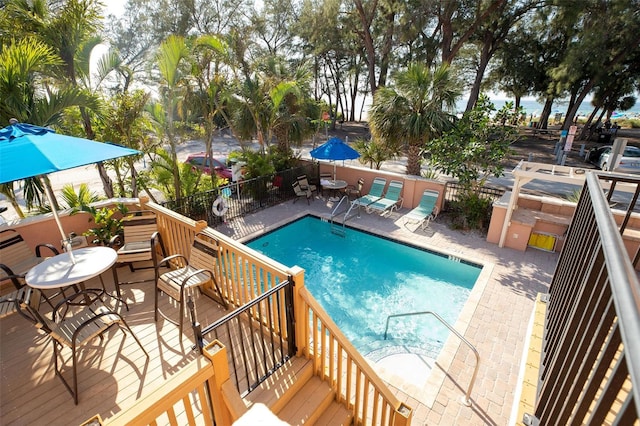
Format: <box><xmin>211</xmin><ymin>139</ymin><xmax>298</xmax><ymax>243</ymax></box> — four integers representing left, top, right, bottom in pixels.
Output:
<box><xmin>474</xmin><ymin>97</ymin><xmax>640</xmax><ymax>119</ymax></box>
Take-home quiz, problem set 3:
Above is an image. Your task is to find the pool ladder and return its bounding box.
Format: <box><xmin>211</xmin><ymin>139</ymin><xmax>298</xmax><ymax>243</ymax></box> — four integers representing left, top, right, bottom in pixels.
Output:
<box><xmin>329</xmin><ymin>196</ymin><xmax>360</xmax><ymax>237</ymax></box>
<box><xmin>383</xmin><ymin>310</ymin><xmax>480</xmax><ymax>407</ymax></box>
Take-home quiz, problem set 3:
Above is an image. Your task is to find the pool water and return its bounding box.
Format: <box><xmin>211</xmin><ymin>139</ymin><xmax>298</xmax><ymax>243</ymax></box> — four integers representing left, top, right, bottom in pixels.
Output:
<box><xmin>246</xmin><ymin>216</ymin><xmax>481</xmax><ymax>359</ymax></box>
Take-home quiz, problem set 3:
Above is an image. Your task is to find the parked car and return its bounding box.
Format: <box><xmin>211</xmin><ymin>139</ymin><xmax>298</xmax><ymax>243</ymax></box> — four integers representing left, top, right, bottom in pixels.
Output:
<box><xmin>185</xmin><ymin>153</ymin><xmax>232</xmax><ymax>179</ymax></box>
<box><xmin>588</xmin><ymin>145</ymin><xmax>640</xmax><ymax>173</ymax></box>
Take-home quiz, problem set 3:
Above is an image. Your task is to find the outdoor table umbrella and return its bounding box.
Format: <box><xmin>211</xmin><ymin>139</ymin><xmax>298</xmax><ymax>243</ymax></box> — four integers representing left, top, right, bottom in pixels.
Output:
<box><xmin>309</xmin><ymin>137</ymin><xmax>360</xmax><ymax>180</ymax></box>
<box><xmin>0</xmin><ymin>122</ymin><xmax>140</xmax><ymax>260</ymax></box>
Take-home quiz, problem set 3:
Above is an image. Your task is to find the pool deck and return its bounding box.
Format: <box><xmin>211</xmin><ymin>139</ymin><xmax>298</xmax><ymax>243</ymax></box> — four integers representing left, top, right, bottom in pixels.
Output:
<box><xmin>215</xmin><ymin>196</ymin><xmax>558</xmax><ymax>425</ymax></box>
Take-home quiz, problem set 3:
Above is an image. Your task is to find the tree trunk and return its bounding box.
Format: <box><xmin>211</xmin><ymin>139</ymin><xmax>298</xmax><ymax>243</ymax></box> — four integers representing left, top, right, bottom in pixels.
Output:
<box><xmin>354</xmin><ymin>0</ymin><xmax>379</xmax><ymax>95</ymax></box>
<box><xmin>539</xmin><ymin>99</ymin><xmax>553</xmax><ymax>129</ymax></box>
<box><xmin>377</xmin><ymin>6</ymin><xmax>395</xmax><ymax>88</ymax></box>
<box><xmin>562</xmin><ymin>91</ymin><xmax>579</xmax><ymax>128</ymax></box>
<box><xmin>578</xmin><ymin>106</ymin><xmax>600</xmax><ymax>140</ymax></box>
<box><xmin>405</xmin><ymin>143</ymin><xmax>422</xmax><ymax>176</ymax></box>
<box><xmin>349</xmin><ymin>61</ymin><xmax>360</xmax><ymax>122</ymax></box>
<box><xmin>465</xmin><ymin>35</ymin><xmax>493</xmax><ymax>112</ymax></box>
<box><xmin>563</xmin><ymin>80</ymin><xmax>597</xmax><ymax>131</ymax></box>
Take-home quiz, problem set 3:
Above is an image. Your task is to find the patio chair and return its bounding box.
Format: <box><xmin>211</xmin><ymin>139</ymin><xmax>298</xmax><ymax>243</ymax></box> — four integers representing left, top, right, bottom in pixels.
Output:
<box><xmin>351</xmin><ymin>177</ymin><xmax>387</xmax><ymax>208</ymax></box>
<box><xmin>19</xmin><ymin>287</ymin><xmax>148</xmax><ymax>404</ymax></box>
<box><xmin>296</xmin><ymin>175</ymin><xmax>317</xmax><ymax>195</ymax></box>
<box><xmin>366</xmin><ymin>180</ymin><xmax>404</xmax><ymax>216</ymax></box>
<box><xmin>292</xmin><ymin>181</ymin><xmax>312</xmax><ymax>204</ymax></box>
<box><xmin>0</xmin><ymin>229</ymin><xmax>61</xmax><ymax>315</ymax></box>
<box><xmin>402</xmin><ymin>189</ymin><xmax>440</xmax><ymax>230</ymax></box>
<box><xmin>345</xmin><ymin>178</ymin><xmax>365</xmax><ymax>200</ymax></box>
<box><xmin>110</xmin><ymin>211</ymin><xmax>167</xmax><ymax>298</ymax></box>
<box><xmin>155</xmin><ymin>232</ymin><xmax>228</xmax><ymax>337</ymax></box>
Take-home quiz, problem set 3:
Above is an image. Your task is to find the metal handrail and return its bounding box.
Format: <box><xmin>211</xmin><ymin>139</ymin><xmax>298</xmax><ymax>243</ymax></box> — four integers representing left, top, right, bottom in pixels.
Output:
<box><xmin>330</xmin><ymin>196</ymin><xmax>358</xmax><ymax>236</ymax></box>
<box><xmin>383</xmin><ymin>310</ymin><xmax>480</xmax><ymax>406</ymax></box>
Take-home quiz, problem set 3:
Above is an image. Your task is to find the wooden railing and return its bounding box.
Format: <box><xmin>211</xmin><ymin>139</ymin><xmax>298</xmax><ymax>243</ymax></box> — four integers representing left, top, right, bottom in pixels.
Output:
<box><xmin>86</xmin><ymin>341</ymin><xmax>235</xmax><ymax>426</ymax></box>
<box><xmin>297</xmin><ymin>286</ymin><xmax>412</xmax><ymax>425</ymax></box>
<box><xmin>72</xmin><ymin>198</ymin><xmax>413</xmax><ymax>425</ymax></box>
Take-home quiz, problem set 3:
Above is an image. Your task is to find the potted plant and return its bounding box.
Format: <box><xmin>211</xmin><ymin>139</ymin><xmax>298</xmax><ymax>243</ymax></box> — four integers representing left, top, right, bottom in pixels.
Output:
<box><xmin>81</xmin><ymin>204</ymin><xmax>129</xmax><ymax>246</ymax></box>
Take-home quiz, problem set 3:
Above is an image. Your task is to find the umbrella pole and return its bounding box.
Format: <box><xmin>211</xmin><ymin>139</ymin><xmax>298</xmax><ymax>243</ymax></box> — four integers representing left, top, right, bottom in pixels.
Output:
<box><xmin>41</xmin><ymin>176</ymin><xmax>75</xmax><ymax>263</ymax></box>
<box><xmin>333</xmin><ymin>162</ymin><xmax>337</xmax><ymax>181</ymax></box>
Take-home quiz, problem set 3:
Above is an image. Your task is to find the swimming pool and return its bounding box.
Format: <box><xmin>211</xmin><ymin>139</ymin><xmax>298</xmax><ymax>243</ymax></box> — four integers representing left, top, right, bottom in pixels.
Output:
<box><xmin>246</xmin><ymin>216</ymin><xmax>482</xmax><ymax>360</ymax></box>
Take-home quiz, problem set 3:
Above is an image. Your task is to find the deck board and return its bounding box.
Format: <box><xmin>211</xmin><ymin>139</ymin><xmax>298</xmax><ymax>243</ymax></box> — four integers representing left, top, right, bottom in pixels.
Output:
<box><xmin>0</xmin><ymin>267</ymin><xmax>230</xmax><ymax>425</ymax></box>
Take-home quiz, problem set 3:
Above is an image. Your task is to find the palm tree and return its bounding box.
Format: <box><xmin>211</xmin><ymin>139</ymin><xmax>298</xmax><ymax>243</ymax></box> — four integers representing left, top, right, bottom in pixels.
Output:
<box><xmin>229</xmin><ymin>57</ymin><xmax>319</xmax><ymax>154</ymax></box>
<box><xmin>154</xmin><ymin>35</ymin><xmax>192</xmax><ymax>198</ymax></box>
<box><xmin>368</xmin><ymin>63</ymin><xmax>461</xmax><ymax>176</ymax></box>
<box><xmin>0</xmin><ymin>36</ymin><xmax>97</xmax><ymax>217</ymax></box>
<box><xmin>5</xmin><ymin>0</ymin><xmax>119</xmax><ymax>201</ymax></box>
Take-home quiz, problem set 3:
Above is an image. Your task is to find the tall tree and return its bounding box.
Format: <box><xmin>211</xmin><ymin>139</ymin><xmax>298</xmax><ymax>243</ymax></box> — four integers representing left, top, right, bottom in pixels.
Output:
<box><xmin>153</xmin><ymin>35</ymin><xmax>192</xmax><ymax>198</ymax></box>
<box><xmin>464</xmin><ymin>0</ymin><xmax>542</xmax><ymax>111</ymax></box>
<box><xmin>547</xmin><ymin>0</ymin><xmax>640</xmax><ymax>129</ymax></box>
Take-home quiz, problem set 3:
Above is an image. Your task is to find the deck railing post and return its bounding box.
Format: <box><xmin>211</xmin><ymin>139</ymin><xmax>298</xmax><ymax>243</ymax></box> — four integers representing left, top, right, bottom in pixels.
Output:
<box><xmin>205</xmin><ymin>340</ymin><xmax>234</xmax><ymax>426</ymax></box>
<box><xmin>288</xmin><ymin>266</ymin><xmax>306</xmax><ymax>357</ymax></box>
<box><xmin>392</xmin><ymin>403</ymin><xmax>413</xmax><ymax>426</ymax></box>
<box><xmin>284</xmin><ymin>275</ymin><xmax>297</xmax><ymax>357</ymax></box>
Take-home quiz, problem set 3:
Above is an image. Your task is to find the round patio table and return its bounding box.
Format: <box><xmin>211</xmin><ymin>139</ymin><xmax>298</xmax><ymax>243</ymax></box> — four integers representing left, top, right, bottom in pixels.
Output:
<box><xmin>321</xmin><ymin>179</ymin><xmax>348</xmax><ymax>201</ymax></box>
<box><xmin>26</xmin><ymin>246</ymin><xmax>117</xmax><ymax>290</ymax></box>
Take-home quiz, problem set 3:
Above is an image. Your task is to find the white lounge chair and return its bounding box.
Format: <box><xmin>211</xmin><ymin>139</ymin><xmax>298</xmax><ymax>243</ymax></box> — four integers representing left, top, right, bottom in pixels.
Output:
<box><xmin>403</xmin><ymin>189</ymin><xmax>440</xmax><ymax>230</ymax></box>
<box><xmin>366</xmin><ymin>180</ymin><xmax>403</xmax><ymax>216</ymax></box>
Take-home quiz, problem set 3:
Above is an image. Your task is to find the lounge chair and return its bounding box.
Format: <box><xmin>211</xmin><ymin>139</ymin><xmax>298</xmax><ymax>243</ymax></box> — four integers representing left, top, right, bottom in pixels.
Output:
<box><xmin>351</xmin><ymin>177</ymin><xmax>387</xmax><ymax>208</ymax></box>
<box><xmin>403</xmin><ymin>189</ymin><xmax>440</xmax><ymax>230</ymax></box>
<box><xmin>366</xmin><ymin>180</ymin><xmax>404</xmax><ymax>216</ymax></box>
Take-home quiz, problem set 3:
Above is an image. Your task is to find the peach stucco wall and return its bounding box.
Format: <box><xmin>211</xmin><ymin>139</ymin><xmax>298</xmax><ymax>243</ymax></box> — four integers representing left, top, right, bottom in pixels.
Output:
<box><xmin>488</xmin><ymin>192</ymin><xmax>640</xmax><ymax>264</ymax></box>
<box><xmin>315</xmin><ymin>162</ymin><xmax>446</xmax><ymax>211</ymax></box>
<box><xmin>1</xmin><ymin>199</ymin><xmax>143</xmax><ymax>252</ymax></box>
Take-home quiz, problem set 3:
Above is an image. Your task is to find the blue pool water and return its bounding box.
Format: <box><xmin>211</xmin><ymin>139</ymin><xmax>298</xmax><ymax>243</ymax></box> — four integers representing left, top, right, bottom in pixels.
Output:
<box><xmin>246</xmin><ymin>216</ymin><xmax>481</xmax><ymax>359</ymax></box>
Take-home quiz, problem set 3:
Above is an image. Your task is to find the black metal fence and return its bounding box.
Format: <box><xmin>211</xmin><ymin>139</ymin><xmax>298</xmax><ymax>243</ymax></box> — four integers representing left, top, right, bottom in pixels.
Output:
<box><xmin>524</xmin><ymin>172</ymin><xmax>640</xmax><ymax>425</ymax></box>
<box><xmin>195</xmin><ymin>279</ymin><xmax>296</xmax><ymax>397</ymax></box>
<box><xmin>162</xmin><ymin>163</ymin><xmax>318</xmax><ymax>226</ymax></box>
<box><xmin>442</xmin><ymin>181</ymin><xmax>506</xmax><ymax>211</ymax></box>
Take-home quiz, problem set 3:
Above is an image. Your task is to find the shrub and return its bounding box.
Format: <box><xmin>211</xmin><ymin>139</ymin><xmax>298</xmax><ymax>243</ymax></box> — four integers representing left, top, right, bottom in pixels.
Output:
<box><xmin>448</xmin><ymin>192</ymin><xmax>493</xmax><ymax>231</ymax></box>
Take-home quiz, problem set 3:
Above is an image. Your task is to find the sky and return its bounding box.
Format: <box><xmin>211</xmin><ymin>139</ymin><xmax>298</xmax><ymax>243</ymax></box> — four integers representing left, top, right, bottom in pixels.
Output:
<box><xmin>105</xmin><ymin>0</ymin><xmax>126</xmax><ymax>18</ymax></box>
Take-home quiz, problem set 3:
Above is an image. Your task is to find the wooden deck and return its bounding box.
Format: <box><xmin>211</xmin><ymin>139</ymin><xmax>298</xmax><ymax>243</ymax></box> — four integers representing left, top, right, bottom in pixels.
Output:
<box><xmin>0</xmin><ymin>265</ymin><xmax>230</xmax><ymax>425</ymax></box>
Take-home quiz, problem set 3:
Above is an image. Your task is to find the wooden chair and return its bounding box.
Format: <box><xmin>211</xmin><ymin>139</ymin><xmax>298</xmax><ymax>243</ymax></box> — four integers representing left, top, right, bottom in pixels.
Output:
<box><xmin>154</xmin><ymin>232</ymin><xmax>228</xmax><ymax>337</ymax></box>
<box><xmin>345</xmin><ymin>177</ymin><xmax>365</xmax><ymax>200</ymax></box>
<box><xmin>292</xmin><ymin>181</ymin><xmax>312</xmax><ymax>204</ymax></box>
<box><xmin>20</xmin><ymin>287</ymin><xmax>148</xmax><ymax>404</ymax></box>
<box><xmin>0</xmin><ymin>228</ymin><xmax>60</xmax><ymax>317</ymax></box>
<box><xmin>296</xmin><ymin>175</ymin><xmax>317</xmax><ymax>195</ymax></box>
<box><xmin>110</xmin><ymin>211</ymin><xmax>167</xmax><ymax>299</ymax></box>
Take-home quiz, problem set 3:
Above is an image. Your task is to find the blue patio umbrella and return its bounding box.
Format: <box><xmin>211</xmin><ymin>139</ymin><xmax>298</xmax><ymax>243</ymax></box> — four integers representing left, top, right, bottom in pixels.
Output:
<box><xmin>0</xmin><ymin>122</ymin><xmax>140</xmax><ymax>251</ymax></box>
<box><xmin>310</xmin><ymin>137</ymin><xmax>360</xmax><ymax>179</ymax></box>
